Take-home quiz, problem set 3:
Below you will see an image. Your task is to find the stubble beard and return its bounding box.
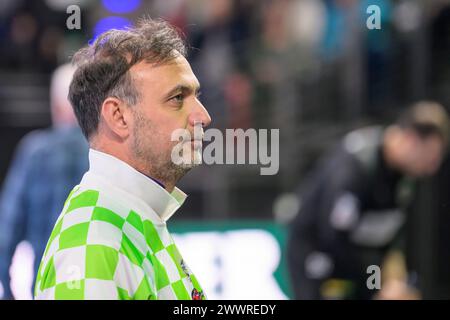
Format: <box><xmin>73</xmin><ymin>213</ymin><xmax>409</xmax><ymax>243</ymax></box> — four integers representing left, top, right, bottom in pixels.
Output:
<box><xmin>131</xmin><ymin>110</ymin><xmax>194</xmax><ymax>188</ymax></box>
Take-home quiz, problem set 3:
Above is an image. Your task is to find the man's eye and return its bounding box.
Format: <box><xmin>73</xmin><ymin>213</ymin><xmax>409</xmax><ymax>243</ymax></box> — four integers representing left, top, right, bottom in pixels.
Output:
<box><xmin>170</xmin><ymin>94</ymin><xmax>184</xmax><ymax>103</ymax></box>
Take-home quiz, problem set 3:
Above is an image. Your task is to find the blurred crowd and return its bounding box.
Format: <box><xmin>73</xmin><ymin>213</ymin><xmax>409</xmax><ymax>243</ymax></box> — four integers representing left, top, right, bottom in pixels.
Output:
<box><xmin>1</xmin><ymin>0</ymin><xmax>450</xmax><ymax>299</ymax></box>
<box><xmin>3</xmin><ymin>1</ymin><xmax>450</xmax><ymax>209</ymax></box>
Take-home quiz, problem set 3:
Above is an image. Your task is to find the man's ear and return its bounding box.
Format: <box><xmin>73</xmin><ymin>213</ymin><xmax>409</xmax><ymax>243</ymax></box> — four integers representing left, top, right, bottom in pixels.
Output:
<box><xmin>100</xmin><ymin>97</ymin><xmax>130</xmax><ymax>139</ymax></box>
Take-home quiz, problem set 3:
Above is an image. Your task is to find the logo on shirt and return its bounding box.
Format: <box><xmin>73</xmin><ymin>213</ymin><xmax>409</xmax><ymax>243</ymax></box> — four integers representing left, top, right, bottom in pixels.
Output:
<box><xmin>180</xmin><ymin>260</ymin><xmax>205</xmax><ymax>300</ymax></box>
<box><xmin>180</xmin><ymin>259</ymin><xmax>188</xmax><ymax>272</ymax></box>
<box><xmin>191</xmin><ymin>288</ymin><xmax>205</xmax><ymax>300</ymax></box>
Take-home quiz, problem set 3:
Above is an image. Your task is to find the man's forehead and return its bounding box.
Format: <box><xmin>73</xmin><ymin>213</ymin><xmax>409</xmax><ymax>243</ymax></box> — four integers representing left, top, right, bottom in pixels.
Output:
<box><xmin>130</xmin><ymin>55</ymin><xmax>199</xmax><ymax>88</ymax></box>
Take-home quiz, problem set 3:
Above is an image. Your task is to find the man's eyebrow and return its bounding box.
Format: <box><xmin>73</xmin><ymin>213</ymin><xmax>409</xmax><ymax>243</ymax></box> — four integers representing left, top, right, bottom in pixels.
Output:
<box><xmin>163</xmin><ymin>84</ymin><xmax>201</xmax><ymax>99</ymax></box>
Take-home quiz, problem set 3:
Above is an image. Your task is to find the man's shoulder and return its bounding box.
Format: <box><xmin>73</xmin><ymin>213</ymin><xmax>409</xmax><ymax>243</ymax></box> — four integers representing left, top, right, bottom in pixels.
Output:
<box><xmin>63</xmin><ymin>186</ymin><xmax>133</xmax><ymax>229</ymax></box>
<box><xmin>14</xmin><ymin>127</ymin><xmax>88</xmax><ymax>167</ymax></box>
<box><xmin>47</xmin><ymin>127</ymin><xmax>88</xmax><ymax>150</ymax></box>
<box><xmin>13</xmin><ymin>128</ymin><xmax>54</xmax><ymax>161</ymax></box>
<box><xmin>61</xmin><ymin>186</ymin><xmax>149</xmax><ymax>246</ymax></box>
<box><xmin>65</xmin><ymin>186</ymin><xmax>136</xmax><ymax>220</ymax></box>
<box><xmin>39</xmin><ymin>186</ymin><xmax>153</xmax><ymax>276</ymax></box>
<box><xmin>77</xmin><ymin>172</ymin><xmax>163</xmax><ymax>224</ymax></box>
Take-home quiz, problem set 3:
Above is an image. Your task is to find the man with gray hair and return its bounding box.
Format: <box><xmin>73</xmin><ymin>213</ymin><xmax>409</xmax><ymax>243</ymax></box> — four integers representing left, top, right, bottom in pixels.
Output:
<box><xmin>0</xmin><ymin>63</ymin><xmax>88</xmax><ymax>299</ymax></box>
<box><xmin>34</xmin><ymin>18</ymin><xmax>211</xmax><ymax>300</ymax></box>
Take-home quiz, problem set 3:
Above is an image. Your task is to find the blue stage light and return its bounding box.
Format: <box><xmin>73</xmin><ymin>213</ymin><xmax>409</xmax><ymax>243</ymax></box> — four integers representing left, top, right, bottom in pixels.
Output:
<box><xmin>90</xmin><ymin>16</ymin><xmax>133</xmax><ymax>43</ymax></box>
<box><xmin>101</xmin><ymin>0</ymin><xmax>141</xmax><ymax>14</ymax></box>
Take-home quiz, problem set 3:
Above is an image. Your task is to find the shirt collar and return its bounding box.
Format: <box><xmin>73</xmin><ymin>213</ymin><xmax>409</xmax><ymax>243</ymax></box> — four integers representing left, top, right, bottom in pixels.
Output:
<box><xmin>88</xmin><ymin>148</ymin><xmax>187</xmax><ymax>222</ymax></box>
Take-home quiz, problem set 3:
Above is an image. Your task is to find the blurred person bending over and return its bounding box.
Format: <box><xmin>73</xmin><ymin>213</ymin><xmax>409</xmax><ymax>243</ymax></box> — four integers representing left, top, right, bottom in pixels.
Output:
<box><xmin>0</xmin><ymin>64</ymin><xmax>89</xmax><ymax>299</ymax></box>
<box><xmin>34</xmin><ymin>18</ymin><xmax>211</xmax><ymax>300</ymax></box>
<box><xmin>287</xmin><ymin>101</ymin><xmax>449</xmax><ymax>299</ymax></box>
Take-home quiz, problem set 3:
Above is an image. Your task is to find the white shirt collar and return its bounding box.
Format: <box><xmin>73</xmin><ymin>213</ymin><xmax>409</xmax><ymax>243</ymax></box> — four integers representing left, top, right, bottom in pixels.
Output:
<box><xmin>88</xmin><ymin>148</ymin><xmax>187</xmax><ymax>222</ymax></box>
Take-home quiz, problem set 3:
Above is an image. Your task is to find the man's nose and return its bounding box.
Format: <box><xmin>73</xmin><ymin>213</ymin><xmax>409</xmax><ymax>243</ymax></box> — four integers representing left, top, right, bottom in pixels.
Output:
<box><xmin>189</xmin><ymin>100</ymin><xmax>212</xmax><ymax>128</ymax></box>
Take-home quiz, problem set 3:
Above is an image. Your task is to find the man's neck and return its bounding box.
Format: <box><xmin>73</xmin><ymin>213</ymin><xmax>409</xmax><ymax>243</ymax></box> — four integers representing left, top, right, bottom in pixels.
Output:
<box><xmin>90</xmin><ymin>143</ymin><xmax>177</xmax><ymax>193</ymax></box>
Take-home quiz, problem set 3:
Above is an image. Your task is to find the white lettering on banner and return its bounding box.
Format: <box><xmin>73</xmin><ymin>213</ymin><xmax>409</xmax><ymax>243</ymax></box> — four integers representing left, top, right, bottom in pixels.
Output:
<box><xmin>172</xmin><ymin>230</ymin><xmax>288</xmax><ymax>300</ymax></box>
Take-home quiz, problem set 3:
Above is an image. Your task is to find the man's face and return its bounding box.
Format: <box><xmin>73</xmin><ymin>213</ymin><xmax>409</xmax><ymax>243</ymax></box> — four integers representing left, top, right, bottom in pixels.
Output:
<box><xmin>403</xmin><ymin>133</ymin><xmax>444</xmax><ymax>177</ymax></box>
<box><xmin>127</xmin><ymin>53</ymin><xmax>211</xmax><ymax>184</ymax></box>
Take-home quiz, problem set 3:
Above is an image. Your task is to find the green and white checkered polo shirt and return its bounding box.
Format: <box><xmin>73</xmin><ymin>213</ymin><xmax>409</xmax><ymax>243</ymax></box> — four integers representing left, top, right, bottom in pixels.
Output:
<box><xmin>34</xmin><ymin>149</ymin><xmax>206</xmax><ymax>300</ymax></box>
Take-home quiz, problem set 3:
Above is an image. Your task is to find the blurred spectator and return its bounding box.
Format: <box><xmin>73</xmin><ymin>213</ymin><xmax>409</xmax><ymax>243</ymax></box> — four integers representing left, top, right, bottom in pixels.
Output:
<box><xmin>186</xmin><ymin>0</ymin><xmax>244</xmax><ymax>130</ymax></box>
<box><xmin>0</xmin><ymin>63</ymin><xmax>88</xmax><ymax>299</ymax></box>
<box><xmin>431</xmin><ymin>1</ymin><xmax>450</xmax><ymax>107</ymax></box>
<box><xmin>0</xmin><ymin>1</ymin><xmax>75</xmax><ymax>73</ymax></box>
<box><xmin>287</xmin><ymin>101</ymin><xmax>449</xmax><ymax>299</ymax></box>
